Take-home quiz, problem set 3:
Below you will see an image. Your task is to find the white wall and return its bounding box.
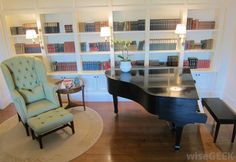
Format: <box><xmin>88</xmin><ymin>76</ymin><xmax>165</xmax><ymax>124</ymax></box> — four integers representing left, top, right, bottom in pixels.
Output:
<box><xmin>216</xmin><ymin>0</ymin><xmax>236</xmax><ymax>112</ymax></box>
<box><xmin>0</xmin><ymin>15</ymin><xmax>12</xmax><ymax>109</ymax></box>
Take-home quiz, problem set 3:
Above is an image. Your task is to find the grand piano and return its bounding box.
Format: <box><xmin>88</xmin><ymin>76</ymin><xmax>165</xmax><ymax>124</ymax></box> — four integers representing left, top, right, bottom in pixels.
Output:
<box><xmin>105</xmin><ymin>67</ymin><xmax>207</xmax><ymax>150</ymax></box>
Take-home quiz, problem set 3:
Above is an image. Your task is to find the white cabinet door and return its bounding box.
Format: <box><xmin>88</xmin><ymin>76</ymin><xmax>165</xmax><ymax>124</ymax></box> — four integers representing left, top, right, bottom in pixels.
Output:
<box><xmin>96</xmin><ymin>75</ymin><xmax>108</xmax><ymax>92</ymax></box>
<box><xmin>81</xmin><ymin>75</ymin><xmax>97</xmax><ymax>92</ymax></box>
<box><xmin>191</xmin><ymin>71</ymin><xmax>216</xmax><ymax>97</ymax></box>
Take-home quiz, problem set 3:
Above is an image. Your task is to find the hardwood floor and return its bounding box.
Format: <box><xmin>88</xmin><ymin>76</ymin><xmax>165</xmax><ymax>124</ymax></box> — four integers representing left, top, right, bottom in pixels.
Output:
<box><xmin>1</xmin><ymin>102</ymin><xmax>236</xmax><ymax>162</ymax></box>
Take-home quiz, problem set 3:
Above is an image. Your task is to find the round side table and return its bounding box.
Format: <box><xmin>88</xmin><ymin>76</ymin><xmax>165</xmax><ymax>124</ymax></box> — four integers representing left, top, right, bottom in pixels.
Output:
<box><xmin>56</xmin><ymin>79</ymin><xmax>86</xmax><ymax>111</ymax></box>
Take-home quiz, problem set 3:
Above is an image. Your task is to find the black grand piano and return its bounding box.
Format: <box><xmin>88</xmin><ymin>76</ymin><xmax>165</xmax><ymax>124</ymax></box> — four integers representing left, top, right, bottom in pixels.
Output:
<box><xmin>105</xmin><ymin>67</ymin><xmax>207</xmax><ymax>150</ymax></box>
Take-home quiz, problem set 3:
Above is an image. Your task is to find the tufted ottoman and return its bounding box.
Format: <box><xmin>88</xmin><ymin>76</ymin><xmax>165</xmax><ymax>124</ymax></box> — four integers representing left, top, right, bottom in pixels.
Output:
<box><xmin>27</xmin><ymin>107</ymin><xmax>74</xmax><ymax>149</ymax></box>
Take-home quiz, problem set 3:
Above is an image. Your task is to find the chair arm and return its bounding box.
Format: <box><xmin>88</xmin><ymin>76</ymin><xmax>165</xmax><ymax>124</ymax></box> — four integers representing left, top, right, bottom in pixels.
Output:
<box><xmin>43</xmin><ymin>82</ymin><xmax>60</xmax><ymax>107</ymax></box>
<box><xmin>11</xmin><ymin>90</ymin><xmax>27</xmax><ymax>123</ymax></box>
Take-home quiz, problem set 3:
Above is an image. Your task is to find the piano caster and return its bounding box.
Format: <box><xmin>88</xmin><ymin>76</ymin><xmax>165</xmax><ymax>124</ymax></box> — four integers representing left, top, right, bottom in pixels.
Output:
<box><xmin>174</xmin><ymin>145</ymin><xmax>181</xmax><ymax>151</ymax></box>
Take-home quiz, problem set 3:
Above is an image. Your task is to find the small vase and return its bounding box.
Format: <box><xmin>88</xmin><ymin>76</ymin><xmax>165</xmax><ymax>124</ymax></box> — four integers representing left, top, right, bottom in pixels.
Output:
<box><xmin>120</xmin><ymin>61</ymin><xmax>132</xmax><ymax>72</ymax></box>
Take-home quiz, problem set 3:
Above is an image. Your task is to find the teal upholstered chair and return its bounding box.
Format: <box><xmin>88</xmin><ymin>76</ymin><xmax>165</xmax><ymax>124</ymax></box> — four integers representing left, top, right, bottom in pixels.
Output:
<box><xmin>1</xmin><ymin>56</ymin><xmax>60</xmax><ymax>135</ymax></box>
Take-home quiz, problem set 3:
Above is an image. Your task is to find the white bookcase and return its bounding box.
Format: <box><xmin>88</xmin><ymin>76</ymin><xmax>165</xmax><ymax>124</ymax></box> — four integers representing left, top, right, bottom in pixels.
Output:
<box><xmin>0</xmin><ymin>0</ymin><xmax>227</xmax><ymax>100</ymax></box>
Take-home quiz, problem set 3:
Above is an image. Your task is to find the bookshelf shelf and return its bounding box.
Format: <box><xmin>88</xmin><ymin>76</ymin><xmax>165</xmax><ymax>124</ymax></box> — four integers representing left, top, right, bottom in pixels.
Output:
<box><xmin>47</xmin><ymin>71</ymin><xmax>78</xmax><ymax>76</ymax></box>
<box><xmin>47</xmin><ymin>53</ymin><xmax>76</xmax><ymax>56</ymax></box>
<box><xmin>114</xmin><ymin>31</ymin><xmax>145</xmax><ymax>34</ymax></box>
<box><xmin>81</xmin><ymin>51</ymin><xmax>110</xmax><ymax>55</ymax></box>
<box><xmin>78</xmin><ymin>32</ymin><xmax>100</xmax><ymax>35</ymax></box>
<box><xmin>184</xmin><ymin>49</ymin><xmax>214</xmax><ymax>53</ymax></box>
<box><xmin>191</xmin><ymin>68</ymin><xmax>214</xmax><ymax>72</ymax></box>
<box><xmin>21</xmin><ymin>53</ymin><xmax>42</xmax><ymax>56</ymax></box>
<box><xmin>43</xmin><ymin>33</ymin><xmax>74</xmax><ymax>36</ymax></box>
<box><xmin>79</xmin><ymin>70</ymin><xmax>106</xmax><ymax>75</ymax></box>
<box><xmin>149</xmin><ymin>50</ymin><xmax>180</xmax><ymax>54</ymax></box>
<box><xmin>187</xmin><ymin>29</ymin><xmax>218</xmax><ymax>33</ymax></box>
<box><xmin>114</xmin><ymin>51</ymin><xmax>145</xmax><ymax>55</ymax></box>
<box><xmin>150</xmin><ymin>30</ymin><xmax>176</xmax><ymax>34</ymax></box>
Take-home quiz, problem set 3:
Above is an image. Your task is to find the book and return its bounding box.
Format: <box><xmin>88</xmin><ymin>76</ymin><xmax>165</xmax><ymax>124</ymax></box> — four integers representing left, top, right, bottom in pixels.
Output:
<box><xmin>64</xmin><ymin>41</ymin><xmax>75</xmax><ymax>53</ymax></box>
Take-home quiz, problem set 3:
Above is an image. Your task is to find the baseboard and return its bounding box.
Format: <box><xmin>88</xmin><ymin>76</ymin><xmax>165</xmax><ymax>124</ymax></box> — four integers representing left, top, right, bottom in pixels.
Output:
<box><xmin>0</xmin><ymin>96</ymin><xmax>11</xmax><ymax>109</ymax></box>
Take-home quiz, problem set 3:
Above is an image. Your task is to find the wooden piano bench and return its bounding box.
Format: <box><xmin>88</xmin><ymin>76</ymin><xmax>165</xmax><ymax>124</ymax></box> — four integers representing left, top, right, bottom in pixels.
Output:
<box><xmin>202</xmin><ymin>98</ymin><xmax>236</xmax><ymax>143</ymax></box>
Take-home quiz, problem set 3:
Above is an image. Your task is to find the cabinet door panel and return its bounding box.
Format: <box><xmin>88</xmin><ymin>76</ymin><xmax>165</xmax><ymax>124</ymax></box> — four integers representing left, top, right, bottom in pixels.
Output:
<box><xmin>81</xmin><ymin>75</ymin><xmax>97</xmax><ymax>92</ymax></box>
<box><xmin>97</xmin><ymin>75</ymin><xmax>108</xmax><ymax>92</ymax></box>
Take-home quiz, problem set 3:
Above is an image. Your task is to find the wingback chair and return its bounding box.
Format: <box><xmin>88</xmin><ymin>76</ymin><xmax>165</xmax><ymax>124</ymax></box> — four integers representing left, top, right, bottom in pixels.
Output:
<box><xmin>1</xmin><ymin>56</ymin><xmax>60</xmax><ymax>135</ymax></box>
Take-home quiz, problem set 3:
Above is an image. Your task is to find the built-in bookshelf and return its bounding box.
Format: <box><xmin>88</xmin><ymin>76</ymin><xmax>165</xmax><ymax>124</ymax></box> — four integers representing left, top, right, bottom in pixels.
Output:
<box><xmin>40</xmin><ymin>13</ymin><xmax>77</xmax><ymax>72</ymax></box>
<box><xmin>1</xmin><ymin>0</ymin><xmax>226</xmax><ymax>99</ymax></box>
<box><xmin>2</xmin><ymin>2</ymin><xmax>223</xmax><ymax>74</ymax></box>
<box><xmin>77</xmin><ymin>7</ymin><xmax>111</xmax><ymax>71</ymax></box>
<box><xmin>5</xmin><ymin>13</ymin><xmax>42</xmax><ymax>56</ymax></box>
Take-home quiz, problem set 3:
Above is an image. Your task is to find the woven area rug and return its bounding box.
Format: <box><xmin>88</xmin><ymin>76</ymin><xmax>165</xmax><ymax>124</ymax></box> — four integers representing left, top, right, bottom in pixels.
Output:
<box><xmin>0</xmin><ymin>106</ymin><xmax>103</xmax><ymax>162</ymax></box>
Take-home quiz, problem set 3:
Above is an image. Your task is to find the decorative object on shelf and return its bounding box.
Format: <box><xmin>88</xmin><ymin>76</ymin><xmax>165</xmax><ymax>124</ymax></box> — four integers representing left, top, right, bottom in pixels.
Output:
<box><xmin>188</xmin><ymin>57</ymin><xmax>198</xmax><ymax>69</ymax></box>
<box><xmin>26</xmin><ymin>29</ymin><xmax>37</xmax><ymax>43</ymax></box>
<box><xmin>100</xmin><ymin>26</ymin><xmax>111</xmax><ymax>41</ymax></box>
<box><xmin>175</xmin><ymin>24</ymin><xmax>186</xmax><ymax>68</ymax></box>
<box><xmin>175</xmin><ymin>24</ymin><xmax>186</xmax><ymax>38</ymax></box>
<box><xmin>114</xmin><ymin>40</ymin><xmax>132</xmax><ymax>72</ymax></box>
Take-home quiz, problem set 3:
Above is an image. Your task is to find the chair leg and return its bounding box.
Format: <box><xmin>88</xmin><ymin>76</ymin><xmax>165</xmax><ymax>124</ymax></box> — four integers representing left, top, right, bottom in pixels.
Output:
<box><xmin>82</xmin><ymin>86</ymin><xmax>86</xmax><ymax>111</ymax></box>
<box><xmin>17</xmin><ymin>113</ymin><xmax>21</xmax><ymax>122</ymax></box>
<box><xmin>24</xmin><ymin>123</ymin><xmax>30</xmax><ymax>136</ymax></box>
<box><xmin>214</xmin><ymin>123</ymin><xmax>220</xmax><ymax>143</ymax></box>
<box><xmin>231</xmin><ymin>124</ymin><xmax>236</xmax><ymax>143</ymax></box>
<box><xmin>70</xmin><ymin>121</ymin><xmax>75</xmax><ymax>134</ymax></box>
<box><xmin>30</xmin><ymin>128</ymin><xmax>35</xmax><ymax>140</ymax></box>
<box><xmin>38</xmin><ymin>136</ymin><xmax>43</xmax><ymax>149</ymax></box>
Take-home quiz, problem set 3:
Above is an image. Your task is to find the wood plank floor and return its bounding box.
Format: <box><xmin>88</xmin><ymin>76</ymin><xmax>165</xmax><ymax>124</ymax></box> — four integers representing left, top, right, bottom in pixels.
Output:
<box><xmin>1</xmin><ymin>102</ymin><xmax>236</xmax><ymax>162</ymax></box>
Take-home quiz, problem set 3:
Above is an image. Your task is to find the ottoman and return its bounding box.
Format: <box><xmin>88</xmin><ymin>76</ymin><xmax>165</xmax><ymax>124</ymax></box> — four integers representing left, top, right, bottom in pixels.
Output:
<box><xmin>27</xmin><ymin>107</ymin><xmax>74</xmax><ymax>149</ymax></box>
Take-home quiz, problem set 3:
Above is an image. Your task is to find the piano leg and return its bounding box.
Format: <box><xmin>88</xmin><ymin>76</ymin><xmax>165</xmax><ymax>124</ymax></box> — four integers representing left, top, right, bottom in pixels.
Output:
<box><xmin>174</xmin><ymin>126</ymin><xmax>183</xmax><ymax>151</ymax></box>
<box><xmin>113</xmin><ymin>95</ymin><xmax>118</xmax><ymax>114</ymax></box>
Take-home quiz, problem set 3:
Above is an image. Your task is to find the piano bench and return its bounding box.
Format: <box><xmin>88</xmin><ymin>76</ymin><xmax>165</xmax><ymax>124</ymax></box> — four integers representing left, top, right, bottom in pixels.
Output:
<box><xmin>202</xmin><ymin>98</ymin><xmax>236</xmax><ymax>143</ymax></box>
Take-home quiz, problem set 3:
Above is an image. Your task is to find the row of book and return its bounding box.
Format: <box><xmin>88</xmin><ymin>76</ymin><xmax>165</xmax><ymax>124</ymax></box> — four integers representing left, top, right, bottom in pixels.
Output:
<box><xmin>167</xmin><ymin>56</ymin><xmax>178</xmax><ymax>66</ymax></box>
<box><xmin>78</xmin><ymin>21</ymin><xmax>108</xmax><ymax>32</ymax></box>
<box><xmin>113</xmin><ymin>20</ymin><xmax>145</xmax><ymax>31</ymax></box>
<box><xmin>44</xmin><ymin>22</ymin><xmax>60</xmax><ymax>33</ymax></box>
<box><xmin>82</xmin><ymin>61</ymin><xmax>110</xmax><ymax>70</ymax></box>
<box><xmin>10</xmin><ymin>23</ymin><xmax>38</xmax><ymax>35</ymax></box>
<box><xmin>187</xmin><ymin>18</ymin><xmax>215</xmax><ymax>30</ymax></box>
<box><xmin>80</xmin><ymin>42</ymin><xmax>110</xmax><ymax>52</ymax></box>
<box><xmin>150</xmin><ymin>39</ymin><xmax>177</xmax><ymax>50</ymax></box>
<box><xmin>150</xmin><ymin>19</ymin><xmax>181</xmax><ymax>30</ymax></box>
<box><xmin>15</xmin><ymin>43</ymin><xmax>41</xmax><ymax>54</ymax></box>
<box><xmin>64</xmin><ymin>25</ymin><xmax>73</xmax><ymax>33</ymax></box>
<box><xmin>47</xmin><ymin>41</ymin><xmax>75</xmax><ymax>53</ymax></box>
<box><xmin>184</xmin><ymin>59</ymin><xmax>210</xmax><ymax>69</ymax></box>
<box><xmin>51</xmin><ymin>62</ymin><xmax>77</xmax><ymax>71</ymax></box>
<box><xmin>114</xmin><ymin>40</ymin><xmax>145</xmax><ymax>51</ymax></box>
<box><xmin>185</xmin><ymin>39</ymin><xmax>213</xmax><ymax>50</ymax></box>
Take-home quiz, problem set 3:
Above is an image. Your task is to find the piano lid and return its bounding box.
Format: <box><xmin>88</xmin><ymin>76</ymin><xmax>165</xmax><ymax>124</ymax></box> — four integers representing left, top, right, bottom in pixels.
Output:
<box><xmin>105</xmin><ymin>67</ymin><xmax>198</xmax><ymax>99</ymax></box>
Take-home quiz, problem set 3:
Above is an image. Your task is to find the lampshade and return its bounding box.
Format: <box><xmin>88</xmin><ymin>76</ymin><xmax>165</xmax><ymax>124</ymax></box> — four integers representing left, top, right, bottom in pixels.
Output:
<box><xmin>26</xmin><ymin>29</ymin><xmax>37</xmax><ymax>39</ymax></box>
<box><xmin>175</xmin><ymin>24</ymin><xmax>186</xmax><ymax>35</ymax></box>
<box><xmin>100</xmin><ymin>26</ymin><xmax>111</xmax><ymax>37</ymax></box>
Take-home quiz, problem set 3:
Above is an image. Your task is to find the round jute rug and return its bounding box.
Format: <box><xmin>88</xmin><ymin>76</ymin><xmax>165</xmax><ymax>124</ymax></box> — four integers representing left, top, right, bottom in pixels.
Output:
<box><xmin>0</xmin><ymin>107</ymin><xmax>103</xmax><ymax>162</ymax></box>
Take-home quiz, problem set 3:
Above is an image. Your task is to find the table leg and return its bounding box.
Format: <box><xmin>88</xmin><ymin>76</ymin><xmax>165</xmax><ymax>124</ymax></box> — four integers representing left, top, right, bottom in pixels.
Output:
<box><xmin>113</xmin><ymin>95</ymin><xmax>118</xmax><ymax>114</ymax></box>
<box><xmin>231</xmin><ymin>124</ymin><xmax>236</xmax><ymax>143</ymax></box>
<box><xmin>214</xmin><ymin>123</ymin><xmax>220</xmax><ymax>143</ymax></box>
<box><xmin>82</xmin><ymin>86</ymin><xmax>86</xmax><ymax>111</ymax></box>
<box><xmin>57</xmin><ymin>93</ymin><xmax>62</xmax><ymax>107</ymax></box>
